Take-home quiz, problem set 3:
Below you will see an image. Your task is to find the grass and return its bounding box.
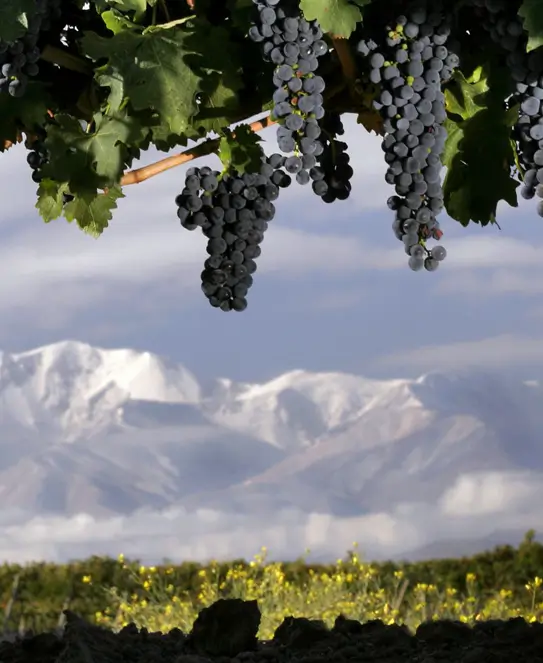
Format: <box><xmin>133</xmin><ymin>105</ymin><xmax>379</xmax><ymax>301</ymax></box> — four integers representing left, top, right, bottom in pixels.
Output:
<box><xmin>82</xmin><ymin>543</ymin><xmax>543</xmax><ymax>640</ymax></box>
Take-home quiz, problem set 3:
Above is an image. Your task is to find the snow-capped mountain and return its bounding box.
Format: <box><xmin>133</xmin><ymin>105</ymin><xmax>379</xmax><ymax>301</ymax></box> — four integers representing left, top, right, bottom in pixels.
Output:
<box><xmin>1</xmin><ymin>339</ymin><xmax>543</xmax><ymax>564</ymax></box>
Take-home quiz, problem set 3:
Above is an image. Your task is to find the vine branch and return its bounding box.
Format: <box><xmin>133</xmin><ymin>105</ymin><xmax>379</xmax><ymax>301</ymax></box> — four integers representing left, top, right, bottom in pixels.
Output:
<box><xmin>40</xmin><ymin>45</ymin><xmax>93</xmax><ymax>75</ymax></box>
<box><xmin>120</xmin><ymin>115</ymin><xmax>277</xmax><ymax>186</ymax></box>
<box><xmin>118</xmin><ymin>77</ymin><xmax>360</xmax><ymax>187</ymax></box>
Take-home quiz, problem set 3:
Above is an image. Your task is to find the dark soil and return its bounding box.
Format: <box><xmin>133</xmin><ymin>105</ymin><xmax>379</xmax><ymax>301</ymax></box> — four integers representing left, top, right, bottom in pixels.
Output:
<box><xmin>1</xmin><ymin>598</ymin><xmax>542</xmax><ymax>663</ymax></box>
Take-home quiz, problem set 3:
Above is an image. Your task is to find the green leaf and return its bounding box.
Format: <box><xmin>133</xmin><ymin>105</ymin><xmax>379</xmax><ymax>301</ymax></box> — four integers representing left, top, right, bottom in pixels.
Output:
<box><xmin>96</xmin><ymin>70</ymin><xmax>126</xmax><ymax>113</ymax></box>
<box><xmin>112</xmin><ymin>0</ymin><xmax>147</xmax><ymax>15</ymax></box>
<box><xmin>63</xmin><ymin>187</ymin><xmax>125</xmax><ymax>236</ymax></box>
<box><xmin>35</xmin><ymin>180</ymin><xmax>70</xmax><ymax>223</ymax></box>
<box><xmin>442</xmin><ymin>65</ymin><xmax>519</xmax><ymax>227</ymax></box>
<box><xmin>0</xmin><ymin>82</ymin><xmax>51</xmax><ymax>149</ymax></box>
<box><xmin>218</xmin><ymin>124</ymin><xmax>264</xmax><ymax>175</ymax></box>
<box><xmin>93</xmin><ymin>0</ymin><xmax>148</xmax><ymax>17</ymax></box>
<box><xmin>0</xmin><ymin>0</ymin><xmax>34</xmax><ymax>43</ymax></box>
<box><xmin>81</xmin><ymin>22</ymin><xmax>241</xmax><ymax>141</ymax></box>
<box><xmin>81</xmin><ymin>27</ymin><xmax>199</xmax><ymax>138</ymax></box>
<box><xmin>41</xmin><ymin>111</ymin><xmax>148</xmax><ymax>194</ymax></box>
<box><xmin>518</xmin><ymin>0</ymin><xmax>543</xmax><ymax>52</ymax></box>
<box><xmin>299</xmin><ymin>0</ymin><xmax>369</xmax><ymax>37</ymax></box>
<box><xmin>101</xmin><ymin>8</ymin><xmax>140</xmax><ymax>34</ymax></box>
<box><xmin>443</xmin><ymin>65</ymin><xmax>488</xmax><ymax>120</ymax></box>
<box><xmin>193</xmin><ymin>28</ymin><xmax>244</xmax><ymax>134</ymax></box>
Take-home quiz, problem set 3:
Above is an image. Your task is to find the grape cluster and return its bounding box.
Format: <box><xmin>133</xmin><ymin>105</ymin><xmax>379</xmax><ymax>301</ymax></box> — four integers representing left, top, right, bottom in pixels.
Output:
<box><xmin>0</xmin><ymin>0</ymin><xmax>61</xmax><ymax>98</ymax></box>
<box><xmin>470</xmin><ymin>0</ymin><xmax>543</xmax><ymax>217</ymax></box>
<box><xmin>175</xmin><ymin>155</ymin><xmax>292</xmax><ymax>311</ymax></box>
<box><xmin>25</xmin><ymin>129</ymin><xmax>49</xmax><ymax>183</ymax></box>
<box><xmin>249</xmin><ymin>0</ymin><xmax>329</xmax><ymax>183</ymax></box>
<box><xmin>309</xmin><ymin>113</ymin><xmax>353</xmax><ymax>202</ymax></box>
<box><xmin>25</xmin><ymin>128</ymin><xmax>74</xmax><ymax>205</ymax></box>
<box><xmin>356</xmin><ymin>1</ymin><xmax>456</xmax><ymax>271</ymax></box>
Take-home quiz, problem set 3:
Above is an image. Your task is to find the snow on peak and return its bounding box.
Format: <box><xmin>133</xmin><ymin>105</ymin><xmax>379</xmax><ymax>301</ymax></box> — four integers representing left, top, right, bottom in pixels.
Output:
<box><xmin>0</xmin><ymin>341</ymin><xmax>201</xmax><ymax>439</ymax></box>
<box><xmin>203</xmin><ymin>368</ymin><xmax>394</xmax><ymax>450</ymax></box>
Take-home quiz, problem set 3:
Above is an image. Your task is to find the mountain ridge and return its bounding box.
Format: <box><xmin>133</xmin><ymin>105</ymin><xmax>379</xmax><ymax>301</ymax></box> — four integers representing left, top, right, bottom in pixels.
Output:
<box><xmin>0</xmin><ymin>339</ymin><xmax>542</xmax><ymax>564</ymax></box>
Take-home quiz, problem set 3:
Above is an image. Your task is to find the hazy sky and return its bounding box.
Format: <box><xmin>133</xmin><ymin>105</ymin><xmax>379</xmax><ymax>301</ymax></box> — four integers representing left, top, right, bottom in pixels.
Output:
<box><xmin>1</xmin><ymin>468</ymin><xmax>542</xmax><ymax>568</ymax></box>
<box><xmin>1</xmin><ymin>113</ymin><xmax>541</xmax><ymax>385</ymax></box>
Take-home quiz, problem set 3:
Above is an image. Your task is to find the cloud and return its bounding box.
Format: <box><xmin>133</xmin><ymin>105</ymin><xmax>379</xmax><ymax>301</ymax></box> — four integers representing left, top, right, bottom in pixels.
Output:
<box><xmin>0</xmin><ymin>109</ymin><xmax>536</xmax><ymax>344</ymax></box>
<box><xmin>307</xmin><ymin>290</ymin><xmax>368</xmax><ymax>311</ymax></box>
<box><xmin>432</xmin><ymin>234</ymin><xmax>539</xmax><ymax>267</ymax></box>
<box><xmin>0</xmin><ymin>216</ymin><xmax>399</xmax><ymax>305</ymax></box>
<box><xmin>376</xmin><ymin>334</ymin><xmax>543</xmax><ymax>371</ymax></box>
<box><xmin>0</xmin><ymin>469</ymin><xmax>541</xmax><ymax>573</ymax></box>
<box><xmin>0</xmin><ymin>116</ymin><xmax>399</xmax><ymax>329</ymax></box>
<box><xmin>438</xmin><ymin>267</ymin><xmax>543</xmax><ymax>296</ymax></box>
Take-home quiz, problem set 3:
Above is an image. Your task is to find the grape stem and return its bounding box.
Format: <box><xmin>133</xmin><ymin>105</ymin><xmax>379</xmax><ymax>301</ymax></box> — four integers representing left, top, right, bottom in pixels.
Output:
<box><xmin>330</xmin><ymin>35</ymin><xmax>379</xmax><ymax>121</ymax></box>
<box><xmin>330</xmin><ymin>36</ymin><xmax>358</xmax><ymax>85</ymax></box>
<box><xmin>119</xmin><ymin>115</ymin><xmax>277</xmax><ymax>186</ymax></box>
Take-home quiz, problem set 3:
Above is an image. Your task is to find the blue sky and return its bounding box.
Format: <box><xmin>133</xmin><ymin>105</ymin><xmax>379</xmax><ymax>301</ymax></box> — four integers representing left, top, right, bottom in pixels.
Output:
<box><xmin>0</xmin><ymin>112</ymin><xmax>542</xmax><ymax>384</ymax></box>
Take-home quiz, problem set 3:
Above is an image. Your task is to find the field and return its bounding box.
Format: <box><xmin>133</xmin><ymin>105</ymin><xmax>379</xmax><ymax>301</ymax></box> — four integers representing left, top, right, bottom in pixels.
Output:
<box><xmin>88</xmin><ymin>545</ymin><xmax>543</xmax><ymax>638</ymax></box>
<box><xmin>1</xmin><ymin>544</ymin><xmax>543</xmax><ymax>662</ymax></box>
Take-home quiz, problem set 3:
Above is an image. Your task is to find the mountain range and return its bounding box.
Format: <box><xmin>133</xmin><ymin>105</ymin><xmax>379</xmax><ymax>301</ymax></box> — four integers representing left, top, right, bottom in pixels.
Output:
<box><xmin>0</xmin><ymin>339</ymin><xmax>542</xmax><ymax>564</ymax></box>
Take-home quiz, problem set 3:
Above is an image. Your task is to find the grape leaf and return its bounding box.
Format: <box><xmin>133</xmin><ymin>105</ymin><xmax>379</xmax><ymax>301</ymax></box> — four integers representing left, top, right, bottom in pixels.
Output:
<box><xmin>195</xmin><ymin>83</ymin><xmax>244</xmax><ymax>135</ymax></box>
<box><xmin>355</xmin><ymin>81</ymin><xmax>385</xmax><ymax>135</ymax></box>
<box><xmin>300</xmin><ymin>0</ymin><xmax>369</xmax><ymax>38</ymax></box>
<box><xmin>35</xmin><ymin>180</ymin><xmax>70</xmax><ymax>223</ymax></box>
<box><xmin>81</xmin><ymin>22</ymin><xmax>242</xmax><ymax>141</ymax></box>
<box><xmin>63</xmin><ymin>187</ymin><xmax>125</xmax><ymax>236</ymax></box>
<box><xmin>0</xmin><ymin>82</ymin><xmax>51</xmax><ymax>150</ymax></box>
<box><xmin>218</xmin><ymin>124</ymin><xmax>264</xmax><ymax>175</ymax></box>
<box><xmin>100</xmin><ymin>8</ymin><xmax>139</xmax><ymax>35</ymax></box>
<box><xmin>518</xmin><ymin>0</ymin><xmax>543</xmax><ymax>52</ymax></box>
<box><xmin>41</xmin><ymin>111</ymin><xmax>148</xmax><ymax>194</ymax></box>
<box><xmin>442</xmin><ymin>65</ymin><xmax>519</xmax><ymax>227</ymax></box>
<box><xmin>93</xmin><ymin>0</ymin><xmax>148</xmax><ymax>16</ymax></box>
<box><xmin>0</xmin><ymin>0</ymin><xmax>35</xmax><ymax>43</ymax></box>
<box><xmin>357</xmin><ymin>108</ymin><xmax>384</xmax><ymax>135</ymax></box>
<box><xmin>96</xmin><ymin>70</ymin><xmax>125</xmax><ymax>113</ymax></box>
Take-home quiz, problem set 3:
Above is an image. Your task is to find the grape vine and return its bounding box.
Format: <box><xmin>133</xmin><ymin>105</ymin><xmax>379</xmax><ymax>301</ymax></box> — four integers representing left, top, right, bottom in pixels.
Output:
<box><xmin>0</xmin><ymin>0</ymin><xmax>541</xmax><ymax>311</ymax></box>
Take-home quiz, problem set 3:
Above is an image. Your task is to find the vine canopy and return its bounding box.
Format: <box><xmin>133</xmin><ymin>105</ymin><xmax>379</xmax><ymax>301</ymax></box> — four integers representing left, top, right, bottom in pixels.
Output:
<box><xmin>0</xmin><ymin>0</ymin><xmax>542</xmax><ymax>237</ymax></box>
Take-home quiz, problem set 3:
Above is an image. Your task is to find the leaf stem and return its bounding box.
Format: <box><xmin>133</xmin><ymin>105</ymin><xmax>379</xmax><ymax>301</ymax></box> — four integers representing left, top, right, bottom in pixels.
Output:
<box><xmin>158</xmin><ymin>0</ymin><xmax>171</xmax><ymax>22</ymax></box>
<box><xmin>120</xmin><ymin>115</ymin><xmax>276</xmax><ymax>186</ymax></box>
<box><xmin>142</xmin><ymin>15</ymin><xmax>196</xmax><ymax>34</ymax></box>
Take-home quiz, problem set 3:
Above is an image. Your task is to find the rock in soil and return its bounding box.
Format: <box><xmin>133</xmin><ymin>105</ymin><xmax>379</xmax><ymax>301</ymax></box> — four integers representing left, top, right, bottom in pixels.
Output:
<box><xmin>0</xmin><ymin>598</ymin><xmax>542</xmax><ymax>663</ymax></box>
